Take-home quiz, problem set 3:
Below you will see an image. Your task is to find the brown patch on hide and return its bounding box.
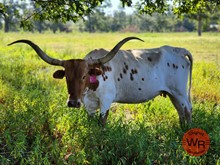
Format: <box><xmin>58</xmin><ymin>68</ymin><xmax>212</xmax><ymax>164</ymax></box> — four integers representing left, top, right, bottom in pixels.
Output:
<box><xmin>89</xmin><ymin>81</ymin><xmax>99</xmax><ymax>91</ymax></box>
<box><xmin>172</xmin><ymin>63</ymin><xmax>178</xmax><ymax>69</ymax></box>
<box><xmin>130</xmin><ymin>73</ymin><xmax>134</xmax><ymax>81</ymax></box>
<box><xmin>131</xmin><ymin>68</ymin><xmax>138</xmax><ymax>74</ymax></box>
<box><xmin>131</xmin><ymin>69</ymin><xmax>135</xmax><ymax>74</ymax></box>
<box><xmin>148</xmin><ymin>57</ymin><xmax>152</xmax><ymax>62</ymax></box>
<box><xmin>120</xmin><ymin>73</ymin><xmax>123</xmax><ymax>79</ymax></box>
<box><xmin>144</xmin><ymin>51</ymin><xmax>161</xmax><ymax>65</ymax></box>
<box><xmin>124</xmin><ymin>62</ymin><xmax>129</xmax><ymax>70</ymax></box>
<box><xmin>102</xmin><ymin>65</ymin><xmax>112</xmax><ymax>72</ymax></box>
<box><xmin>101</xmin><ymin>72</ymin><xmax>106</xmax><ymax>81</ymax></box>
<box><xmin>100</xmin><ymin>65</ymin><xmax>112</xmax><ymax>82</ymax></box>
<box><xmin>123</xmin><ymin>68</ymin><xmax>127</xmax><ymax>74</ymax></box>
<box><xmin>88</xmin><ymin>65</ymin><xmax>103</xmax><ymax>91</ymax></box>
<box><xmin>134</xmin><ymin>69</ymin><xmax>138</xmax><ymax>74</ymax></box>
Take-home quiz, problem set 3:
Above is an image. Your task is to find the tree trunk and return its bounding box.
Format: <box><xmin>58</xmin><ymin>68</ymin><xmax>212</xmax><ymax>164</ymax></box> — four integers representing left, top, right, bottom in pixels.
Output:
<box><xmin>3</xmin><ymin>0</ymin><xmax>10</xmax><ymax>32</ymax></box>
<box><xmin>88</xmin><ymin>14</ymin><xmax>92</xmax><ymax>33</ymax></box>
<box><xmin>198</xmin><ymin>14</ymin><xmax>202</xmax><ymax>36</ymax></box>
<box><xmin>3</xmin><ymin>0</ymin><xmax>11</xmax><ymax>32</ymax></box>
<box><xmin>4</xmin><ymin>16</ymin><xmax>10</xmax><ymax>32</ymax></box>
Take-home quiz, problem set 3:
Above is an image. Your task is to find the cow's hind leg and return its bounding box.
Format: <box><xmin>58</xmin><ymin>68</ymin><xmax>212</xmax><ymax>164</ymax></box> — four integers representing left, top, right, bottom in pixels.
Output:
<box><xmin>168</xmin><ymin>93</ymin><xmax>192</xmax><ymax>129</ymax></box>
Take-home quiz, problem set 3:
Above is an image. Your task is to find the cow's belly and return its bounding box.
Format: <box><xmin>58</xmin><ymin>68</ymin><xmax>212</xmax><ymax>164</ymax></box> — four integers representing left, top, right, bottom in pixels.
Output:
<box><xmin>113</xmin><ymin>76</ymin><xmax>163</xmax><ymax>103</ymax></box>
<box><xmin>114</xmin><ymin>91</ymin><xmax>159</xmax><ymax>103</ymax></box>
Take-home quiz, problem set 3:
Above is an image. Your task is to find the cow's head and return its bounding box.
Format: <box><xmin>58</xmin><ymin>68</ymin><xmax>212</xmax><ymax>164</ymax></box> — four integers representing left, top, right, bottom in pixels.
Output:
<box><xmin>8</xmin><ymin>37</ymin><xmax>143</xmax><ymax>108</ymax></box>
<box><xmin>52</xmin><ymin>59</ymin><xmax>104</xmax><ymax>108</ymax></box>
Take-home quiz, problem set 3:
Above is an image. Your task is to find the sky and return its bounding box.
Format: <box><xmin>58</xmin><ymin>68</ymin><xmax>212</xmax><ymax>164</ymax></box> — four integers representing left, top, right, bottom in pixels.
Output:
<box><xmin>105</xmin><ymin>0</ymin><xmax>137</xmax><ymax>15</ymax></box>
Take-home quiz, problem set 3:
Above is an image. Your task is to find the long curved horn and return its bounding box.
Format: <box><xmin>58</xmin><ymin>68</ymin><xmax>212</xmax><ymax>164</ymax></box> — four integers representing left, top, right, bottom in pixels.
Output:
<box><xmin>8</xmin><ymin>40</ymin><xmax>63</xmax><ymax>66</ymax></box>
<box><xmin>92</xmin><ymin>37</ymin><xmax>144</xmax><ymax>64</ymax></box>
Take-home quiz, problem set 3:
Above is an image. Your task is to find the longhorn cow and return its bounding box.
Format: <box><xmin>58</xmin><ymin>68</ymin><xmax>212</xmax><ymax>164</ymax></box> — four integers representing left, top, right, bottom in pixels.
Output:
<box><xmin>8</xmin><ymin>37</ymin><xmax>193</xmax><ymax>128</ymax></box>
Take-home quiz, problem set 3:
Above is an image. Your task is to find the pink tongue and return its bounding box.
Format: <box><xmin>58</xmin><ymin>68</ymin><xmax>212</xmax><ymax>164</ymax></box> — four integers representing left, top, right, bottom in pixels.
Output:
<box><xmin>90</xmin><ymin>75</ymin><xmax>97</xmax><ymax>83</ymax></box>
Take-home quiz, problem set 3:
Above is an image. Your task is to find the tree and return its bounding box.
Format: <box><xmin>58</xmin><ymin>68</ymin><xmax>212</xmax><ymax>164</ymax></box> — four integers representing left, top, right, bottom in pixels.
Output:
<box><xmin>84</xmin><ymin>0</ymin><xmax>111</xmax><ymax>32</ymax></box>
<box><xmin>110</xmin><ymin>11</ymin><xmax>127</xmax><ymax>32</ymax></box>
<box><xmin>1</xmin><ymin>0</ymin><xmax>21</xmax><ymax>32</ymax></box>
<box><xmin>19</xmin><ymin>0</ymin><xmax>105</xmax><ymax>30</ymax></box>
<box><xmin>173</xmin><ymin>0</ymin><xmax>220</xmax><ymax>36</ymax></box>
<box><xmin>85</xmin><ymin>9</ymin><xmax>109</xmax><ymax>32</ymax></box>
<box><xmin>0</xmin><ymin>0</ymin><xmax>219</xmax><ymax>32</ymax></box>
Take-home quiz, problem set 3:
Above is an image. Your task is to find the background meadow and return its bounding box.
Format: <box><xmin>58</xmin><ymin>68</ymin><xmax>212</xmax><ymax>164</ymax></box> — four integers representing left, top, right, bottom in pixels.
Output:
<box><xmin>0</xmin><ymin>32</ymin><xmax>220</xmax><ymax>164</ymax></box>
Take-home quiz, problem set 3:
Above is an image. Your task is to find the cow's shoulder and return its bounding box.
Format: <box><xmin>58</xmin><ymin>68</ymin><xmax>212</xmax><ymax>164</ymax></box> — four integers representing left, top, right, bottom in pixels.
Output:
<box><xmin>84</xmin><ymin>48</ymin><xmax>110</xmax><ymax>60</ymax></box>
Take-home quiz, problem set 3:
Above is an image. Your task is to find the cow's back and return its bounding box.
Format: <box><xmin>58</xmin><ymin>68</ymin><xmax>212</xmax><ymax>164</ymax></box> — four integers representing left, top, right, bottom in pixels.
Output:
<box><xmin>84</xmin><ymin>46</ymin><xmax>191</xmax><ymax>103</ymax></box>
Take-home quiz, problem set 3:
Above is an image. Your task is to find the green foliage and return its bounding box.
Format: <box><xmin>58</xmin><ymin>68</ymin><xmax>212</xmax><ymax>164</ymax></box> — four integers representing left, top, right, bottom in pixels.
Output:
<box><xmin>0</xmin><ymin>0</ymin><xmax>105</xmax><ymax>31</ymax></box>
<box><xmin>173</xmin><ymin>0</ymin><xmax>220</xmax><ymax>15</ymax></box>
<box><xmin>137</xmin><ymin>0</ymin><xmax>169</xmax><ymax>15</ymax></box>
<box><xmin>0</xmin><ymin>32</ymin><xmax>220</xmax><ymax>164</ymax></box>
<box><xmin>193</xmin><ymin>62</ymin><xmax>220</xmax><ymax>103</ymax></box>
<box><xmin>1</xmin><ymin>0</ymin><xmax>220</xmax><ymax>32</ymax></box>
<box><xmin>31</xmin><ymin>0</ymin><xmax>104</xmax><ymax>22</ymax></box>
<box><xmin>0</xmin><ymin>2</ymin><xmax>6</xmax><ymax>16</ymax></box>
<box><xmin>172</xmin><ymin>0</ymin><xmax>220</xmax><ymax>36</ymax></box>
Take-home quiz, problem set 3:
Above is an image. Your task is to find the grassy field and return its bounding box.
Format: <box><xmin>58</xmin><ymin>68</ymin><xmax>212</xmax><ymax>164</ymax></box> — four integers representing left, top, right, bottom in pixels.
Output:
<box><xmin>0</xmin><ymin>32</ymin><xmax>220</xmax><ymax>164</ymax></box>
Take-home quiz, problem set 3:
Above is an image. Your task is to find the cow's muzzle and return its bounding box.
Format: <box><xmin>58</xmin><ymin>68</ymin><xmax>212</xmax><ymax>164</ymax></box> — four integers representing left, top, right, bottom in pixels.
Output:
<box><xmin>67</xmin><ymin>99</ymin><xmax>81</xmax><ymax>108</ymax></box>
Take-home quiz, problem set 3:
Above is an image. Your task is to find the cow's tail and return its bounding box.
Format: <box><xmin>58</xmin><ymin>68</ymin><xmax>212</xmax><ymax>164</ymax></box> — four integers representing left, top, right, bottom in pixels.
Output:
<box><xmin>184</xmin><ymin>49</ymin><xmax>193</xmax><ymax>103</ymax></box>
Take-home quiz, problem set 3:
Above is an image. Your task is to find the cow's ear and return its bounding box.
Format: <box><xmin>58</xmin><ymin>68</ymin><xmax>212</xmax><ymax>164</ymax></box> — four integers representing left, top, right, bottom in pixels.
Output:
<box><xmin>53</xmin><ymin>70</ymin><xmax>65</xmax><ymax>79</ymax></box>
<box><xmin>88</xmin><ymin>68</ymin><xmax>102</xmax><ymax>76</ymax></box>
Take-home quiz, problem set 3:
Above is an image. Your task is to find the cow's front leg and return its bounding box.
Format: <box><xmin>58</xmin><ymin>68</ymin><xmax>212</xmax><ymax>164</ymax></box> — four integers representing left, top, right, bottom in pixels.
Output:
<box><xmin>83</xmin><ymin>90</ymin><xmax>99</xmax><ymax>119</ymax></box>
<box><xmin>99</xmin><ymin>110</ymin><xmax>109</xmax><ymax>126</ymax></box>
<box><xmin>98</xmin><ymin>94</ymin><xmax>114</xmax><ymax>126</ymax></box>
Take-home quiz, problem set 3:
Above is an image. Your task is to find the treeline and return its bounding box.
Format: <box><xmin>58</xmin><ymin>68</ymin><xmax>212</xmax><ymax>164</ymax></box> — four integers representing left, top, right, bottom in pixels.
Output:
<box><xmin>82</xmin><ymin>10</ymin><xmax>197</xmax><ymax>33</ymax></box>
<box><xmin>0</xmin><ymin>1</ymin><xmax>219</xmax><ymax>33</ymax></box>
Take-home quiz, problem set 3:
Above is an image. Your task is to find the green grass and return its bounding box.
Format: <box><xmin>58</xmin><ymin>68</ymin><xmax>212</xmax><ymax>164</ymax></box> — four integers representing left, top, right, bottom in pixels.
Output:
<box><xmin>0</xmin><ymin>32</ymin><xmax>220</xmax><ymax>164</ymax></box>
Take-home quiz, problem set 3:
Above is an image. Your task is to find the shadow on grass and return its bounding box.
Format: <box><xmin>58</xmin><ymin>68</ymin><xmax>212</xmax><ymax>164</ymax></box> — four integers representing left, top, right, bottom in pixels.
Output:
<box><xmin>0</xmin><ymin>61</ymin><xmax>219</xmax><ymax>164</ymax></box>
